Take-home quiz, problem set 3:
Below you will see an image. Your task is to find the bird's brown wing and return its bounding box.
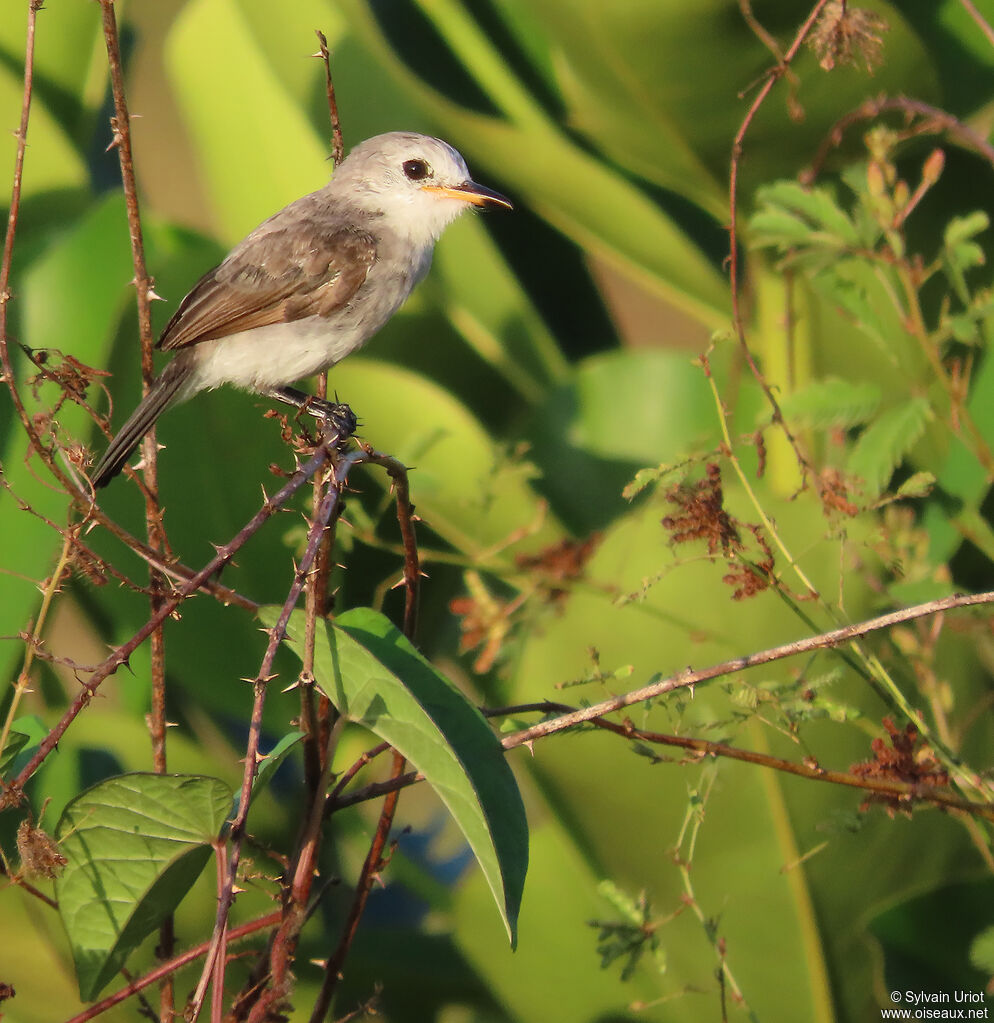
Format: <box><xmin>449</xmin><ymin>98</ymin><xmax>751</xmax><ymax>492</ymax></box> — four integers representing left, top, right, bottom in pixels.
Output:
<box><xmin>157</xmin><ymin>226</ymin><xmax>377</xmax><ymax>351</ymax></box>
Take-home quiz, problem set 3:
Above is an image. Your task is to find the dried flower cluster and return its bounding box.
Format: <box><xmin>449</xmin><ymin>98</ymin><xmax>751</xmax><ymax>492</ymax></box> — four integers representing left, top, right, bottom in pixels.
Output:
<box><xmin>15</xmin><ymin>818</ymin><xmax>67</xmax><ymax>880</ymax></box>
<box><xmin>450</xmin><ymin>535</ymin><xmax>601</xmax><ymax>673</ymax></box>
<box><xmin>661</xmin><ymin>463</ymin><xmax>775</xmax><ymax>600</ymax></box>
<box><xmin>809</xmin><ymin>1</ymin><xmax>888</xmax><ymax>73</ymax></box>
<box><xmin>850</xmin><ymin>717</ymin><xmax>949</xmax><ymax>816</ymax></box>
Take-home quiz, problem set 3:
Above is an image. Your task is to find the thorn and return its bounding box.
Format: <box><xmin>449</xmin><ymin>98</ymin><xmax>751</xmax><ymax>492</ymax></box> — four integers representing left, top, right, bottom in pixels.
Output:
<box><xmin>231</xmin><ymin>884</ymin><xmax>246</xmax><ymax>895</ymax></box>
<box><xmin>147</xmin><ymin>287</ymin><xmax>166</xmax><ymax>303</ymax></box>
<box><xmin>255</xmin><ymin>750</ymin><xmax>268</xmax><ymax>764</ymax></box>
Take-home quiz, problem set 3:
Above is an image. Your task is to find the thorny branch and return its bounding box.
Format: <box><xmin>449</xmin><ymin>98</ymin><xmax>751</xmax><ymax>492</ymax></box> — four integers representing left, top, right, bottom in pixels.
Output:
<box><xmin>0</xmin><ymin>444</ymin><xmax>336</xmax><ymax>811</ymax></box>
<box><xmin>98</xmin><ymin>3</ymin><xmax>174</xmax><ymax>1001</ymax></box>
<box><xmin>502</xmin><ymin>589</ymin><xmax>994</xmax><ymax>764</ymax></box>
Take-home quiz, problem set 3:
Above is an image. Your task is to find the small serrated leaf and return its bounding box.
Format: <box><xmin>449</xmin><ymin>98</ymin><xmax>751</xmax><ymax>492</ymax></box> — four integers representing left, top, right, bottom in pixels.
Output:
<box><xmin>847</xmin><ymin>398</ymin><xmax>932</xmax><ymax>499</ymax></box>
<box><xmin>55</xmin><ymin>773</ymin><xmax>232</xmax><ymax>1000</ymax></box>
<box><xmin>775</xmin><ymin>377</ymin><xmax>881</xmax><ymax>430</ymax></box>
<box><xmin>894</xmin><ymin>471</ymin><xmax>936</xmax><ymax>500</ymax></box>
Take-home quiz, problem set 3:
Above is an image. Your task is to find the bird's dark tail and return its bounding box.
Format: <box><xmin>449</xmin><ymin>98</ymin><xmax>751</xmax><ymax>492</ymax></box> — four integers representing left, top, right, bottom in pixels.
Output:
<box><xmin>91</xmin><ymin>357</ymin><xmax>194</xmax><ymax>488</ymax></box>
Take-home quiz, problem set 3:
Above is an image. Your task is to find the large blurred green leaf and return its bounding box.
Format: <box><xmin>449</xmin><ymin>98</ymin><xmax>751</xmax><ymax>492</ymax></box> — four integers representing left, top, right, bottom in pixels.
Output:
<box><xmin>1</xmin><ymin>195</ymin><xmax>133</xmax><ymax>681</ymax></box>
<box><xmin>513</xmin><ymin>0</ymin><xmax>937</xmax><ymax>200</ymax></box>
<box><xmin>341</xmin><ymin>0</ymin><xmax>731</xmax><ymax>330</ymax></box>
<box><xmin>268</xmin><ymin>605</ymin><xmax>528</xmax><ymax>945</ymax></box>
<box><xmin>331</xmin><ymin>358</ymin><xmax>564</xmax><ymax>555</ymax></box>
<box><xmin>0</xmin><ymin>0</ymin><xmax>105</xmax><ymax>151</ymax></box>
<box><xmin>56</xmin><ymin>773</ymin><xmax>232</xmax><ymax>1000</ymax></box>
<box><xmin>164</xmin><ymin>0</ymin><xmax>331</xmax><ymax>242</ymax></box>
<box><xmin>0</xmin><ymin>47</ymin><xmax>88</xmax><ymax>201</ymax></box>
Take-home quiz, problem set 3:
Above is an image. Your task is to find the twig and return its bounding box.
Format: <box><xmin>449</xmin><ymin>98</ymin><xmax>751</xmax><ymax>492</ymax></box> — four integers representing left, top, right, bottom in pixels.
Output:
<box><xmin>98</xmin><ymin>7</ymin><xmax>174</xmax><ymax>991</ymax></box>
<box><xmin>61</xmin><ymin>911</ymin><xmax>281</xmax><ymax>1023</ymax></box>
<box><xmin>362</xmin><ymin>448</ymin><xmax>421</xmax><ymax>638</ymax></box>
<box><xmin>959</xmin><ymin>0</ymin><xmax>994</xmax><ymax>51</ymax></box>
<box><xmin>188</xmin><ymin>443</ymin><xmax>362</xmax><ymax>1021</ymax></box>
<box><xmin>803</xmin><ymin>94</ymin><xmax>994</xmax><ymax>184</ymax></box>
<box><xmin>0</xmin><ymin>0</ymin><xmax>45</xmax><ymax>460</ymax></box>
<box><xmin>314</xmin><ymin>30</ymin><xmax>344</xmax><ymax>168</ymax></box>
<box><xmin>501</xmin><ymin>590</ymin><xmax>994</xmax><ymax>753</ymax></box>
<box><xmin>578</xmin><ymin>709</ymin><xmax>994</xmax><ymax>821</ymax></box>
<box><xmin>308</xmin><ymin>750</ymin><xmax>406</xmax><ymax>1023</ymax></box>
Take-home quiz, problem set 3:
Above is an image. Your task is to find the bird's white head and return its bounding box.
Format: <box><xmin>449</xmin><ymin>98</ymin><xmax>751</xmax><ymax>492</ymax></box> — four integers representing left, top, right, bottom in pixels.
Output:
<box><xmin>331</xmin><ymin>132</ymin><xmax>512</xmax><ymax>243</ymax></box>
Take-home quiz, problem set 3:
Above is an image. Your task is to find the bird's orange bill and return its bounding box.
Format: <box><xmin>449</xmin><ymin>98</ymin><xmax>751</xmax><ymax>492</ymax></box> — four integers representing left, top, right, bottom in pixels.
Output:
<box><xmin>423</xmin><ymin>181</ymin><xmax>513</xmax><ymax>209</ymax></box>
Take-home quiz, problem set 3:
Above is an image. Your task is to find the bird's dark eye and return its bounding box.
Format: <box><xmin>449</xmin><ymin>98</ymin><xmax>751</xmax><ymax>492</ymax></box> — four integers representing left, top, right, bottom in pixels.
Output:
<box><xmin>403</xmin><ymin>158</ymin><xmax>430</xmax><ymax>181</ymax></box>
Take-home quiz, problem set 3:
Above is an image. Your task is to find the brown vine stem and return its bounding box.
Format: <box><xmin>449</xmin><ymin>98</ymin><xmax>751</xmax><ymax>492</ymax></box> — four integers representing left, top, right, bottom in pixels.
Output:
<box><xmin>362</xmin><ymin>448</ymin><xmax>422</xmax><ymax>637</ymax></box>
<box><xmin>803</xmin><ymin>95</ymin><xmax>994</xmax><ymax>185</ymax></box>
<box><xmin>728</xmin><ymin>0</ymin><xmax>833</xmax><ymax>483</ymax></box>
<box><xmin>959</xmin><ymin>0</ymin><xmax>994</xmax><ymax>51</ymax></box>
<box><xmin>60</xmin><ymin>911</ymin><xmax>282</xmax><ymax>1023</ymax></box>
<box><xmin>0</xmin><ymin>0</ymin><xmax>44</xmax><ymax>457</ymax></box>
<box><xmin>188</xmin><ymin>443</ymin><xmax>362</xmax><ymax>1022</ymax></box>
<box><xmin>302</xmin><ymin>27</ymin><xmax>346</xmax><ymax>790</ymax></box>
<box><xmin>501</xmin><ymin>589</ymin><xmax>994</xmax><ymax>766</ymax></box>
<box><xmin>583</xmin><ymin>711</ymin><xmax>994</xmax><ymax>822</ymax></box>
<box><xmin>308</xmin><ymin>751</ymin><xmax>405</xmax><ymax>1023</ymax></box>
<box><xmin>98</xmin><ymin>2</ymin><xmax>173</xmax><ymax>1001</ymax></box>
<box><xmin>306</xmin><ymin>455</ymin><xmax>419</xmax><ymax>1020</ymax></box>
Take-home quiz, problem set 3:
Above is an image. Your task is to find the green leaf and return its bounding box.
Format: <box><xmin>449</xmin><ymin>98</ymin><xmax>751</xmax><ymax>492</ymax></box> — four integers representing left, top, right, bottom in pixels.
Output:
<box><xmin>0</xmin><ymin>715</ymin><xmax>47</xmax><ymax>783</ymax></box>
<box><xmin>164</xmin><ymin>0</ymin><xmax>331</xmax><ymax>243</ymax></box>
<box><xmin>847</xmin><ymin>398</ymin><xmax>932</xmax><ymax>500</ymax></box>
<box><xmin>55</xmin><ymin>773</ymin><xmax>233</xmax><ymax>1000</ymax></box>
<box><xmin>0</xmin><ymin>722</ymin><xmax>31</xmax><ymax>776</ymax></box>
<box><xmin>251</xmin><ymin>731</ymin><xmax>306</xmax><ymax>801</ymax></box>
<box><xmin>776</xmin><ymin>377</ymin><xmax>881</xmax><ymax>430</ymax></box>
<box><xmin>341</xmin><ymin>0</ymin><xmax>731</xmax><ymax>330</ymax></box>
<box><xmin>944</xmin><ymin>210</ymin><xmax>990</xmax><ymax>251</ymax></box>
<box><xmin>264</xmin><ymin>605</ymin><xmax>528</xmax><ymax>946</ymax></box>
<box><xmin>969</xmin><ymin>925</ymin><xmax>994</xmax><ymax>974</ymax></box>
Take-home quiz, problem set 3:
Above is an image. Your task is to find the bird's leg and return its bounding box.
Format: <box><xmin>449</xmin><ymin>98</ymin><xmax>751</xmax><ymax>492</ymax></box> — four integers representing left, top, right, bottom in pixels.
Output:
<box><xmin>266</xmin><ymin>386</ymin><xmax>358</xmax><ymax>440</ymax></box>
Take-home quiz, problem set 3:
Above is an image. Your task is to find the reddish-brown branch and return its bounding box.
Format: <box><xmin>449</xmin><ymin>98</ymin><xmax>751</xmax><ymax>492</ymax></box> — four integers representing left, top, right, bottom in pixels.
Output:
<box><xmin>363</xmin><ymin>449</ymin><xmax>421</xmax><ymax>640</ymax></box>
<box><xmin>0</xmin><ymin>1</ymin><xmax>49</xmax><ymax>466</ymax></box>
<box><xmin>314</xmin><ymin>30</ymin><xmax>344</xmax><ymax>168</ymax></box>
<box><xmin>60</xmin><ymin>911</ymin><xmax>281</xmax><ymax>1023</ymax></box>
<box><xmin>959</xmin><ymin>0</ymin><xmax>994</xmax><ymax>51</ymax></box>
<box><xmin>187</xmin><ymin>446</ymin><xmax>360</xmax><ymax>1021</ymax></box>
<box><xmin>502</xmin><ymin>590</ymin><xmax>994</xmax><ymax>753</ymax></box>
<box><xmin>307</xmin><ymin>750</ymin><xmax>407</xmax><ymax>1023</ymax></box>
<box><xmin>97</xmin><ymin>6</ymin><xmax>171</xmax><ymax>883</ymax></box>
<box><xmin>803</xmin><ymin>94</ymin><xmax>994</xmax><ymax>184</ymax></box>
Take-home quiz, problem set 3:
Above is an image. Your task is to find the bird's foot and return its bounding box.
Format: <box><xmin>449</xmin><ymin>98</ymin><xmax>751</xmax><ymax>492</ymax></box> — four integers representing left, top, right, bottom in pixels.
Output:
<box><xmin>314</xmin><ymin>399</ymin><xmax>358</xmax><ymax>442</ymax></box>
<box><xmin>266</xmin><ymin>386</ymin><xmax>358</xmax><ymax>442</ymax></box>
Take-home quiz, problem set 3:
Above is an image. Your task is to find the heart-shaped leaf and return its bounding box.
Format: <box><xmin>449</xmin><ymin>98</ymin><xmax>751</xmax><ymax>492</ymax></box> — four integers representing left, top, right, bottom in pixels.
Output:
<box><xmin>55</xmin><ymin>773</ymin><xmax>233</xmax><ymax>1000</ymax></box>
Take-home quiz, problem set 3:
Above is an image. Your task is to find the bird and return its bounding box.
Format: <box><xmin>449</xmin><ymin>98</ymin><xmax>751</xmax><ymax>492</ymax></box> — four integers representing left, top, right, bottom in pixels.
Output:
<box><xmin>90</xmin><ymin>131</ymin><xmax>512</xmax><ymax>488</ymax></box>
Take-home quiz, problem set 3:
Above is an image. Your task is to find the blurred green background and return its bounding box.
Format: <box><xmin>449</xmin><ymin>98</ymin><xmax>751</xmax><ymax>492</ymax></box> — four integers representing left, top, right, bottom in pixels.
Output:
<box><xmin>2</xmin><ymin>0</ymin><xmax>994</xmax><ymax>1020</ymax></box>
